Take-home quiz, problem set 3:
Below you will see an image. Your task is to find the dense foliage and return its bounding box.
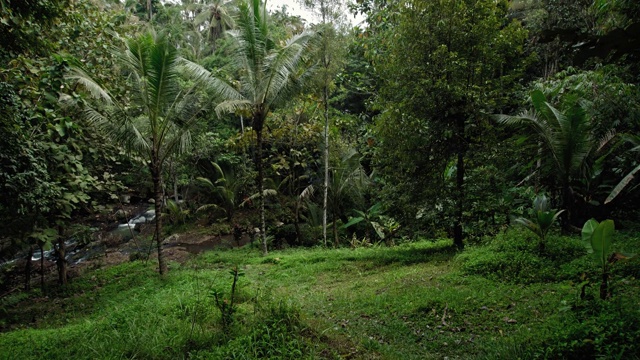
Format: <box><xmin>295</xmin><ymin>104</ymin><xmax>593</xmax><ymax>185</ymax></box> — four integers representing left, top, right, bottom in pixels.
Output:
<box><xmin>1</xmin><ymin>0</ymin><xmax>639</xmax><ymax>358</ymax></box>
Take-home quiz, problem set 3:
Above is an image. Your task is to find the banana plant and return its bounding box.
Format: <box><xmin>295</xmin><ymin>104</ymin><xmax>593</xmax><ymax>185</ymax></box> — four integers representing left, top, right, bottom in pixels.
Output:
<box><xmin>342</xmin><ymin>203</ymin><xmax>386</xmax><ymax>244</ymax></box>
<box><xmin>513</xmin><ymin>194</ymin><xmax>565</xmax><ymax>252</ymax></box>
<box><xmin>582</xmin><ymin>219</ymin><xmax>615</xmax><ymax>300</ymax></box>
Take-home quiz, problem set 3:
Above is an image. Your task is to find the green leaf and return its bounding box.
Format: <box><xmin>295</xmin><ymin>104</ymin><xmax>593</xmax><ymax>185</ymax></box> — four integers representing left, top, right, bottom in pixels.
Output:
<box><xmin>342</xmin><ymin>217</ymin><xmax>364</xmax><ymax>229</ymax></box>
<box><xmin>371</xmin><ymin>221</ymin><xmax>385</xmax><ymax>239</ymax></box>
<box><xmin>581</xmin><ymin>219</ymin><xmax>599</xmax><ymax>252</ymax></box>
<box><xmin>30</xmin><ymin>228</ymin><xmax>58</xmax><ymax>246</ymax></box>
<box><xmin>591</xmin><ymin>220</ymin><xmax>614</xmax><ymax>266</ymax></box>
<box><xmin>513</xmin><ymin>217</ymin><xmax>541</xmax><ymax>237</ymax></box>
<box><xmin>54</xmin><ymin>123</ymin><xmax>66</xmax><ymax>137</ymax></box>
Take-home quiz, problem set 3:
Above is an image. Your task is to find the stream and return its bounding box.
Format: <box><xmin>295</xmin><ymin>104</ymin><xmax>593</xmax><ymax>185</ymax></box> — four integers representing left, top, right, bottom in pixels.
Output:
<box><xmin>0</xmin><ymin>208</ymin><xmax>157</xmax><ymax>268</ymax></box>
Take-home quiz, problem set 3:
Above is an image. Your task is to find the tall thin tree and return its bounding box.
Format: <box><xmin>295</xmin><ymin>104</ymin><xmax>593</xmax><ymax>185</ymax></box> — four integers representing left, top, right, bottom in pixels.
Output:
<box><xmin>300</xmin><ymin>0</ymin><xmax>347</xmax><ymax>247</ymax></box>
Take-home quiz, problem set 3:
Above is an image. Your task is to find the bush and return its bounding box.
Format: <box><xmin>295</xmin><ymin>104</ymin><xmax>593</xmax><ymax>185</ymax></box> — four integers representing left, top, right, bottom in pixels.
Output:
<box><xmin>459</xmin><ymin>246</ymin><xmax>553</xmax><ymax>283</ymax></box>
<box><xmin>458</xmin><ymin>228</ymin><xmax>591</xmax><ymax>283</ymax></box>
<box><xmin>541</xmin><ymin>299</ymin><xmax>640</xmax><ymax>358</ymax></box>
<box><xmin>271</xmin><ymin>224</ymin><xmax>297</xmax><ymax>248</ymax></box>
<box><xmin>298</xmin><ymin>224</ymin><xmax>323</xmax><ymax>247</ymax></box>
<box><xmin>191</xmin><ymin>300</ymin><xmax>313</xmax><ymax>360</ymax></box>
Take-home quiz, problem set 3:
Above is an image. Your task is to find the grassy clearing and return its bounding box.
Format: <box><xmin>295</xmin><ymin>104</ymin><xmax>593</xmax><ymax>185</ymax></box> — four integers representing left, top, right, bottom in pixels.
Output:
<box><xmin>1</xmin><ymin>230</ymin><xmax>639</xmax><ymax>359</ymax></box>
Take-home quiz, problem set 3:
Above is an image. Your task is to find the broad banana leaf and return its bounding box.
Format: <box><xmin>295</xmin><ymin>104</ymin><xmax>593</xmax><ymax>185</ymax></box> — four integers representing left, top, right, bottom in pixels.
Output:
<box><xmin>513</xmin><ymin>217</ymin><xmax>542</xmax><ymax>238</ymax></box>
<box><xmin>591</xmin><ymin>219</ymin><xmax>614</xmax><ymax>267</ymax></box>
<box><xmin>342</xmin><ymin>216</ymin><xmax>365</xmax><ymax>229</ymax></box>
<box><xmin>605</xmin><ymin>164</ymin><xmax>640</xmax><ymax>204</ymax></box>
<box><xmin>371</xmin><ymin>221</ymin><xmax>385</xmax><ymax>240</ymax></box>
<box><xmin>581</xmin><ymin>218</ymin><xmax>599</xmax><ymax>253</ymax></box>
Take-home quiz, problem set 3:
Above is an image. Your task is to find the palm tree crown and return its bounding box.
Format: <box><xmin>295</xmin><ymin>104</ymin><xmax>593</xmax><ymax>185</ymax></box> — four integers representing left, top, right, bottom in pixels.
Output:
<box><xmin>495</xmin><ymin>90</ymin><xmax>614</xmax><ymax>228</ymax></box>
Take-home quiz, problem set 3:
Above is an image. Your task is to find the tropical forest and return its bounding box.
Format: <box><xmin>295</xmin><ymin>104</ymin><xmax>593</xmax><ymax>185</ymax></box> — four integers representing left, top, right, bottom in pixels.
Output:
<box><xmin>1</xmin><ymin>0</ymin><xmax>640</xmax><ymax>358</ymax></box>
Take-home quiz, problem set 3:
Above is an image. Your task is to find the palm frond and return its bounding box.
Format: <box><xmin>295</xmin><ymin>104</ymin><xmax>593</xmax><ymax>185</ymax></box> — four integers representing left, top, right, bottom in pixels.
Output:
<box><xmin>596</xmin><ymin>129</ymin><xmax>617</xmax><ymax>154</ymax></box>
<box><xmin>215</xmin><ymin>99</ymin><xmax>252</xmax><ymax>117</ymax></box>
<box><xmin>299</xmin><ymin>184</ymin><xmax>315</xmax><ymax>200</ymax></box>
<box><xmin>239</xmin><ymin>189</ymin><xmax>277</xmax><ymax>207</ymax></box>
<box><xmin>196</xmin><ymin>203</ymin><xmax>226</xmax><ymax>214</ymax></box>
<box><xmin>263</xmin><ymin>30</ymin><xmax>317</xmax><ymax>106</ymax></box>
<box><xmin>605</xmin><ymin>163</ymin><xmax>640</xmax><ymax>204</ymax></box>
<box><xmin>66</xmin><ymin>66</ymin><xmax>113</xmax><ymax>104</ymax></box>
<box><xmin>194</xmin><ymin>7</ymin><xmax>212</xmax><ymax>25</ymax></box>
<box><xmin>196</xmin><ymin>177</ymin><xmax>216</xmax><ymax>189</ymax></box>
<box><xmin>180</xmin><ymin>59</ymin><xmax>244</xmax><ymax>102</ymax></box>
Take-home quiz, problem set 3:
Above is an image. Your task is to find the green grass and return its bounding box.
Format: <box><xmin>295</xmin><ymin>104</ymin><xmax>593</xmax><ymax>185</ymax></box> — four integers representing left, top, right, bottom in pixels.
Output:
<box><xmin>1</xmin><ymin>230</ymin><xmax>639</xmax><ymax>359</ymax></box>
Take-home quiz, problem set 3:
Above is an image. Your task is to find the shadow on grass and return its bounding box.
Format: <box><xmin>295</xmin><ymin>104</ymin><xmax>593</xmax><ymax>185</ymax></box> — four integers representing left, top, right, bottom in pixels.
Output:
<box><xmin>1</xmin><ymin>261</ymin><xmax>163</xmax><ymax>331</ymax></box>
<box><xmin>348</xmin><ymin>240</ymin><xmax>459</xmax><ymax>267</ymax></box>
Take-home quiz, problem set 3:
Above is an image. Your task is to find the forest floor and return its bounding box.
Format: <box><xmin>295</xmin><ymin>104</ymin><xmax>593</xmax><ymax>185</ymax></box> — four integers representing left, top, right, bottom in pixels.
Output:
<box><xmin>0</xmin><ymin>227</ymin><xmax>639</xmax><ymax>359</ymax></box>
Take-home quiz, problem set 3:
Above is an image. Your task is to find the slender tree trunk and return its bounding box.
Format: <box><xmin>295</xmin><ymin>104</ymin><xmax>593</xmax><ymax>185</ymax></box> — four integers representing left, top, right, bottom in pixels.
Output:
<box><xmin>57</xmin><ymin>226</ymin><xmax>67</xmax><ymax>285</ymax></box>
<box><xmin>536</xmin><ymin>141</ymin><xmax>542</xmax><ymax>192</ymax></box>
<box><xmin>172</xmin><ymin>161</ymin><xmax>179</xmax><ymax>204</ymax></box>
<box><xmin>453</xmin><ymin>116</ymin><xmax>465</xmax><ymax>250</ymax></box>
<box><xmin>294</xmin><ymin>204</ymin><xmax>301</xmax><ymax>245</ymax></box>
<box><xmin>24</xmin><ymin>245</ymin><xmax>33</xmax><ymax>291</ymax></box>
<box><xmin>600</xmin><ymin>270</ymin><xmax>609</xmax><ymax>300</ymax></box>
<box><xmin>322</xmin><ymin>88</ymin><xmax>329</xmax><ymax>248</ymax></box>
<box><xmin>321</xmin><ymin>4</ymin><xmax>330</xmax><ymax>249</ymax></box>
<box><xmin>151</xmin><ymin>157</ymin><xmax>167</xmax><ymax>275</ymax></box>
<box><xmin>332</xmin><ymin>212</ymin><xmax>338</xmax><ymax>247</ymax></box>
<box><xmin>256</xmin><ymin>127</ymin><xmax>268</xmax><ymax>256</ymax></box>
<box><xmin>147</xmin><ymin>0</ymin><xmax>152</xmax><ymax>21</ymax></box>
<box><xmin>560</xmin><ymin>181</ymin><xmax>575</xmax><ymax>233</ymax></box>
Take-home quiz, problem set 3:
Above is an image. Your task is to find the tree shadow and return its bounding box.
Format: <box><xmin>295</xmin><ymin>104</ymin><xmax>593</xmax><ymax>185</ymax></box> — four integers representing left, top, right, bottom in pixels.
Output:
<box><xmin>347</xmin><ymin>241</ymin><xmax>459</xmax><ymax>268</ymax></box>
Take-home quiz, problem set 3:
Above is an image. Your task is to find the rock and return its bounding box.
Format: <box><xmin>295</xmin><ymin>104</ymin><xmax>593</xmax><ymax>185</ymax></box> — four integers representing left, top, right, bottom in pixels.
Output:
<box><xmin>142</xmin><ymin>209</ymin><xmax>156</xmax><ymax>222</ymax></box>
<box><xmin>148</xmin><ymin>198</ymin><xmax>155</xmax><ymax>204</ymax></box>
<box><xmin>115</xmin><ymin>209</ymin><xmax>129</xmax><ymax>219</ymax></box>
<box><xmin>162</xmin><ymin>234</ymin><xmax>179</xmax><ymax>244</ymax></box>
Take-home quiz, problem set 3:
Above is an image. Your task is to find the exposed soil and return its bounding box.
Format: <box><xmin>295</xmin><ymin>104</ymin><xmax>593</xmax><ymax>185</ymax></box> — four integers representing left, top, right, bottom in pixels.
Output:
<box><xmin>162</xmin><ymin>231</ymin><xmax>252</xmax><ymax>263</ymax></box>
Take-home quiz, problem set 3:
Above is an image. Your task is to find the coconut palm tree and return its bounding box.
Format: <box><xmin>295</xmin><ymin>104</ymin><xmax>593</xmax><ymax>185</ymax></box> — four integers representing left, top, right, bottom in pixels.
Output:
<box><xmin>193</xmin><ymin>0</ymin><xmax>236</xmax><ymax>53</ymax></box>
<box><xmin>196</xmin><ymin>161</ymin><xmax>241</xmax><ymax>221</ymax></box>
<box><xmin>69</xmin><ymin>30</ymin><xmax>232</xmax><ymax>274</ymax></box>
<box><xmin>215</xmin><ymin>0</ymin><xmax>318</xmax><ymax>255</ymax></box>
<box><xmin>496</xmin><ymin>90</ymin><xmax>614</xmax><ymax>229</ymax></box>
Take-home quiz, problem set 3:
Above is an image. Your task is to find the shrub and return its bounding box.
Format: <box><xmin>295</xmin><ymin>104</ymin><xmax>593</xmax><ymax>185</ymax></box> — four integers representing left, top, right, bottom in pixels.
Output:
<box><xmin>541</xmin><ymin>299</ymin><xmax>640</xmax><ymax>358</ymax></box>
<box><xmin>458</xmin><ymin>229</ymin><xmax>590</xmax><ymax>283</ymax></box>
<box><xmin>190</xmin><ymin>300</ymin><xmax>313</xmax><ymax>360</ymax></box>
<box><xmin>270</xmin><ymin>224</ymin><xmax>297</xmax><ymax>248</ymax></box>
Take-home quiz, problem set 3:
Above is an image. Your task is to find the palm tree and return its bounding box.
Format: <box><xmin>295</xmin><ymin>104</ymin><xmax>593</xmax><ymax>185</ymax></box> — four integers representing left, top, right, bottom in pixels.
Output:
<box><xmin>193</xmin><ymin>0</ymin><xmax>236</xmax><ymax>53</ymax></box>
<box><xmin>496</xmin><ymin>90</ymin><xmax>614</xmax><ymax>229</ymax></box>
<box><xmin>70</xmin><ymin>30</ymin><xmax>227</xmax><ymax>274</ymax></box>
<box><xmin>215</xmin><ymin>0</ymin><xmax>318</xmax><ymax>255</ymax></box>
<box><xmin>327</xmin><ymin>149</ymin><xmax>369</xmax><ymax>246</ymax></box>
<box><xmin>196</xmin><ymin>161</ymin><xmax>241</xmax><ymax>221</ymax></box>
